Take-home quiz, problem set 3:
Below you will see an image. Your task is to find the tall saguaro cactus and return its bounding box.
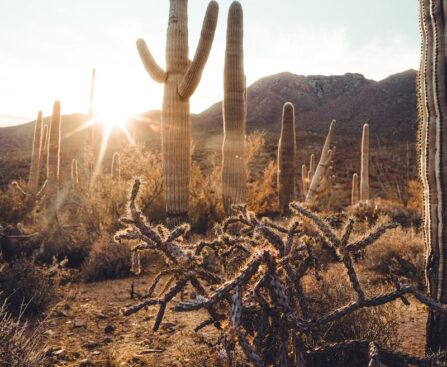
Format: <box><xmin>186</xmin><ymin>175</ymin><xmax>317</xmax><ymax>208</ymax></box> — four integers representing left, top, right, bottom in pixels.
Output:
<box><xmin>305</xmin><ymin>120</ymin><xmax>335</xmax><ymax>204</ymax></box>
<box><xmin>222</xmin><ymin>1</ymin><xmax>246</xmax><ymax>216</ymax></box>
<box><xmin>28</xmin><ymin>110</ymin><xmax>44</xmax><ymax>193</ymax></box>
<box><xmin>419</xmin><ymin>0</ymin><xmax>447</xmax><ymax>353</ymax></box>
<box><xmin>277</xmin><ymin>102</ymin><xmax>296</xmax><ymax>213</ymax></box>
<box><xmin>46</xmin><ymin>101</ymin><xmax>61</xmax><ymax>207</ymax></box>
<box><xmin>137</xmin><ymin>0</ymin><xmax>219</xmax><ymax>225</ymax></box>
<box><xmin>360</xmin><ymin>123</ymin><xmax>369</xmax><ymax>201</ymax></box>
<box><xmin>351</xmin><ymin>173</ymin><xmax>359</xmax><ymax>205</ymax></box>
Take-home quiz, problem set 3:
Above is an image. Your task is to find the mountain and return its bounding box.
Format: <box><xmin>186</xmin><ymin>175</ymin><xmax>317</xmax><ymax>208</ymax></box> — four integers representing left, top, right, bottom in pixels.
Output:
<box><xmin>196</xmin><ymin>69</ymin><xmax>417</xmax><ymax>142</ymax></box>
<box><xmin>0</xmin><ymin>70</ymin><xmax>418</xmax><ymax>188</ymax></box>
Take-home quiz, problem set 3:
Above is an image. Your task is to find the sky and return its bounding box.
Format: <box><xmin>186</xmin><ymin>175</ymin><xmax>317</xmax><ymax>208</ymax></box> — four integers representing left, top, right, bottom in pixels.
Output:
<box><xmin>0</xmin><ymin>0</ymin><xmax>419</xmax><ymax>126</ymax></box>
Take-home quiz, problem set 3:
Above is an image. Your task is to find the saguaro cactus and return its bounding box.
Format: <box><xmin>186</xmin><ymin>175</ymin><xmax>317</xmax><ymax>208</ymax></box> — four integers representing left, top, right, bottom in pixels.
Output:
<box><xmin>277</xmin><ymin>102</ymin><xmax>296</xmax><ymax>213</ymax></box>
<box><xmin>137</xmin><ymin>0</ymin><xmax>219</xmax><ymax>225</ymax></box>
<box><xmin>360</xmin><ymin>123</ymin><xmax>369</xmax><ymax>201</ymax></box>
<box><xmin>301</xmin><ymin>164</ymin><xmax>308</xmax><ymax>197</ymax></box>
<box><xmin>88</xmin><ymin>68</ymin><xmax>96</xmax><ymax>119</ymax></box>
<box><xmin>222</xmin><ymin>1</ymin><xmax>246</xmax><ymax>216</ymax></box>
<box><xmin>111</xmin><ymin>152</ymin><xmax>121</xmax><ymax>180</ymax></box>
<box><xmin>351</xmin><ymin>173</ymin><xmax>359</xmax><ymax>205</ymax></box>
<box><xmin>71</xmin><ymin>159</ymin><xmax>79</xmax><ymax>190</ymax></box>
<box><xmin>46</xmin><ymin>101</ymin><xmax>61</xmax><ymax>206</ymax></box>
<box><xmin>419</xmin><ymin>0</ymin><xmax>447</xmax><ymax>353</ymax></box>
<box><xmin>28</xmin><ymin>111</ymin><xmax>44</xmax><ymax>193</ymax></box>
<box><xmin>305</xmin><ymin>120</ymin><xmax>335</xmax><ymax>204</ymax></box>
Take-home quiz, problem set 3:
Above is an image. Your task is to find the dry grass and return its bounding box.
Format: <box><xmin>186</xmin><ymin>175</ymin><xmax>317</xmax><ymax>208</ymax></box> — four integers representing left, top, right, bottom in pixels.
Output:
<box><xmin>0</xmin><ymin>301</ymin><xmax>47</xmax><ymax>367</ymax></box>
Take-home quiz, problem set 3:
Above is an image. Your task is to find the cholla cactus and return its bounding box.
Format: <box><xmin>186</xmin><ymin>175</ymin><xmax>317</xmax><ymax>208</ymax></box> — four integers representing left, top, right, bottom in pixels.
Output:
<box><xmin>71</xmin><ymin>159</ymin><xmax>79</xmax><ymax>190</ymax></box>
<box><xmin>137</xmin><ymin>0</ymin><xmax>219</xmax><ymax>225</ymax></box>
<box><xmin>360</xmin><ymin>123</ymin><xmax>369</xmax><ymax>201</ymax></box>
<box><xmin>351</xmin><ymin>172</ymin><xmax>359</xmax><ymax>205</ymax></box>
<box><xmin>277</xmin><ymin>102</ymin><xmax>296</xmax><ymax>213</ymax></box>
<box><xmin>28</xmin><ymin>111</ymin><xmax>44</xmax><ymax>193</ymax></box>
<box><xmin>45</xmin><ymin>101</ymin><xmax>61</xmax><ymax>207</ymax></box>
<box><xmin>111</xmin><ymin>152</ymin><xmax>120</xmax><ymax>180</ymax></box>
<box><xmin>222</xmin><ymin>1</ymin><xmax>246</xmax><ymax>216</ymax></box>
<box><xmin>305</xmin><ymin>120</ymin><xmax>336</xmax><ymax>204</ymax></box>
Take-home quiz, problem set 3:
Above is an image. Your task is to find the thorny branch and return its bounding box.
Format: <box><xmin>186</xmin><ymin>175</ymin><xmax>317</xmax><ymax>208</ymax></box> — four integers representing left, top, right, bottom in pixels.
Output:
<box><xmin>116</xmin><ymin>180</ymin><xmax>447</xmax><ymax>366</ymax></box>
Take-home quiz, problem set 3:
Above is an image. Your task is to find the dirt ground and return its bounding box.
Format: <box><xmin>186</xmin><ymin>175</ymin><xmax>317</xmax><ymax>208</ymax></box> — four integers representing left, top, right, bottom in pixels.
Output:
<box><xmin>41</xmin><ymin>274</ymin><xmax>429</xmax><ymax>367</ymax></box>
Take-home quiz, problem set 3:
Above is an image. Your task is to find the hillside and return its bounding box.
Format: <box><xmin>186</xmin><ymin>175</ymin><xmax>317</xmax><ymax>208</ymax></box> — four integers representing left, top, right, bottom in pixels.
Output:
<box><xmin>0</xmin><ymin>70</ymin><xmax>418</xmax><ymax>192</ymax></box>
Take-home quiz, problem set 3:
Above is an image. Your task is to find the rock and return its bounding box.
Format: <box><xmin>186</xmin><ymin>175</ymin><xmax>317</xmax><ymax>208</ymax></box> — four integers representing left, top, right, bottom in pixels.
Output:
<box><xmin>91</xmin><ymin>350</ymin><xmax>101</xmax><ymax>356</ymax></box>
<box><xmin>104</xmin><ymin>325</ymin><xmax>115</xmax><ymax>334</ymax></box>
<box><xmin>53</xmin><ymin>349</ymin><xmax>66</xmax><ymax>358</ymax></box>
<box><xmin>82</xmin><ymin>340</ymin><xmax>99</xmax><ymax>349</ymax></box>
<box><xmin>73</xmin><ymin>319</ymin><xmax>87</xmax><ymax>328</ymax></box>
<box><xmin>79</xmin><ymin>358</ymin><xmax>94</xmax><ymax>367</ymax></box>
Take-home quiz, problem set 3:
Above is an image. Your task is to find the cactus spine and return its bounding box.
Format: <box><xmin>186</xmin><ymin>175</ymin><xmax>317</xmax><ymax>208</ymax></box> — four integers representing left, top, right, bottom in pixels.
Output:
<box><xmin>360</xmin><ymin>123</ymin><xmax>369</xmax><ymax>201</ymax></box>
<box><xmin>419</xmin><ymin>0</ymin><xmax>447</xmax><ymax>353</ymax></box>
<box><xmin>137</xmin><ymin>0</ymin><xmax>219</xmax><ymax>225</ymax></box>
<box><xmin>46</xmin><ymin>101</ymin><xmax>61</xmax><ymax>206</ymax></box>
<box><xmin>305</xmin><ymin>120</ymin><xmax>335</xmax><ymax>203</ymax></box>
<box><xmin>351</xmin><ymin>173</ymin><xmax>359</xmax><ymax>205</ymax></box>
<box><xmin>28</xmin><ymin>110</ymin><xmax>44</xmax><ymax>193</ymax></box>
<box><xmin>277</xmin><ymin>102</ymin><xmax>296</xmax><ymax>213</ymax></box>
<box><xmin>111</xmin><ymin>152</ymin><xmax>121</xmax><ymax>180</ymax></box>
<box><xmin>222</xmin><ymin>1</ymin><xmax>246</xmax><ymax>215</ymax></box>
<box><xmin>71</xmin><ymin>159</ymin><xmax>79</xmax><ymax>189</ymax></box>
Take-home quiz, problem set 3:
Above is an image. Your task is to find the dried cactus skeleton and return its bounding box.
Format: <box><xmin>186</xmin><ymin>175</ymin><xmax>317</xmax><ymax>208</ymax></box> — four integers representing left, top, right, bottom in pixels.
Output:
<box><xmin>117</xmin><ymin>179</ymin><xmax>447</xmax><ymax>366</ymax></box>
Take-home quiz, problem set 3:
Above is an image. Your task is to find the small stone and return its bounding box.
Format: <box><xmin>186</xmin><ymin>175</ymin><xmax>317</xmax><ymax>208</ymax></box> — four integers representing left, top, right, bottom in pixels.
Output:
<box><xmin>91</xmin><ymin>350</ymin><xmax>101</xmax><ymax>356</ymax></box>
<box><xmin>79</xmin><ymin>358</ymin><xmax>94</xmax><ymax>367</ymax></box>
<box><xmin>73</xmin><ymin>319</ymin><xmax>87</xmax><ymax>328</ymax></box>
<box><xmin>53</xmin><ymin>349</ymin><xmax>66</xmax><ymax>358</ymax></box>
<box><xmin>104</xmin><ymin>325</ymin><xmax>115</xmax><ymax>334</ymax></box>
<box><xmin>82</xmin><ymin>340</ymin><xmax>99</xmax><ymax>349</ymax></box>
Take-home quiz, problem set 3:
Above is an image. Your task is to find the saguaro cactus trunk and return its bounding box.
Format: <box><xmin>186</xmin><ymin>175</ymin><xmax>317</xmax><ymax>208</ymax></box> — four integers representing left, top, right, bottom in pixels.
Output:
<box><xmin>222</xmin><ymin>1</ymin><xmax>246</xmax><ymax>216</ymax></box>
<box><xmin>351</xmin><ymin>173</ymin><xmax>359</xmax><ymax>205</ymax></box>
<box><xmin>111</xmin><ymin>152</ymin><xmax>121</xmax><ymax>180</ymax></box>
<box><xmin>46</xmin><ymin>101</ymin><xmax>61</xmax><ymax>207</ymax></box>
<box><xmin>28</xmin><ymin>110</ymin><xmax>44</xmax><ymax>193</ymax></box>
<box><xmin>419</xmin><ymin>0</ymin><xmax>447</xmax><ymax>353</ymax></box>
<box><xmin>360</xmin><ymin>123</ymin><xmax>369</xmax><ymax>201</ymax></box>
<box><xmin>71</xmin><ymin>159</ymin><xmax>79</xmax><ymax>190</ymax></box>
<box><xmin>305</xmin><ymin>120</ymin><xmax>335</xmax><ymax>204</ymax></box>
<box><xmin>277</xmin><ymin>102</ymin><xmax>296</xmax><ymax>213</ymax></box>
<box><xmin>137</xmin><ymin>0</ymin><xmax>219</xmax><ymax>225</ymax></box>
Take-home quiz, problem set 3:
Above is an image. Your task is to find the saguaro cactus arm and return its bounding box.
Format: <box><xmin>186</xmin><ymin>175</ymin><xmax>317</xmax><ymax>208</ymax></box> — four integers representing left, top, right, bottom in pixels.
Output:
<box><xmin>136</xmin><ymin>39</ymin><xmax>167</xmax><ymax>83</ymax></box>
<box><xmin>178</xmin><ymin>1</ymin><xmax>219</xmax><ymax>99</ymax></box>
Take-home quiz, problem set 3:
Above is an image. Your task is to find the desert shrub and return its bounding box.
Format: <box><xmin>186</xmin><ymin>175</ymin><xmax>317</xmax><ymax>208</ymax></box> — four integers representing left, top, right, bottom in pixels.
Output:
<box><xmin>0</xmin><ymin>301</ymin><xmax>47</xmax><ymax>367</ymax></box>
<box><xmin>81</xmin><ymin>235</ymin><xmax>132</xmax><ymax>282</ymax></box>
<box><xmin>247</xmin><ymin>160</ymin><xmax>278</xmax><ymax>215</ymax></box>
<box><xmin>348</xmin><ymin>198</ymin><xmax>421</xmax><ymax>228</ymax></box>
<box><xmin>364</xmin><ymin>226</ymin><xmax>425</xmax><ymax>289</ymax></box>
<box><xmin>304</xmin><ymin>264</ymin><xmax>400</xmax><ymax>367</ymax></box>
<box><xmin>0</xmin><ymin>259</ymin><xmax>55</xmax><ymax>316</ymax></box>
